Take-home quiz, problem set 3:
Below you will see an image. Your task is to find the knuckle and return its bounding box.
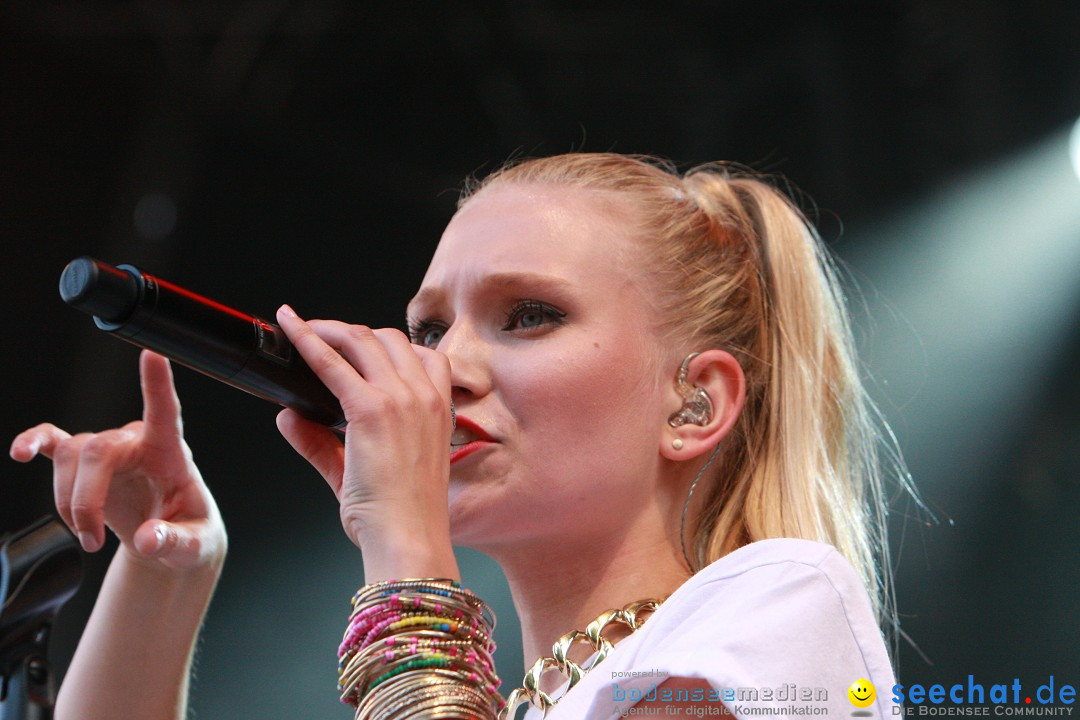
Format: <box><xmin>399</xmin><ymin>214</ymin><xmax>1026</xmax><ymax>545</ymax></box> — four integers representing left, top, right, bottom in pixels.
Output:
<box><xmin>122</xmin><ymin>420</ymin><xmax>146</xmax><ymax>439</ymax></box>
<box><xmin>79</xmin><ymin>436</ymin><xmax>114</xmax><ymax>464</ymax></box>
<box><xmin>399</xmin><ymin>391</ymin><xmax>422</xmax><ymax>417</ymax></box>
<box><xmin>53</xmin><ymin>439</ymin><xmax>81</xmax><ymax>466</ymax></box>
<box><xmin>370</xmin><ymin>391</ymin><xmax>397</xmax><ymax>417</ymax></box>
<box><xmin>422</xmin><ymin>390</ymin><xmax>445</xmax><ymax>416</ymax></box>
<box><xmin>375</xmin><ymin>327</ymin><xmax>408</xmax><ymax>344</ymax></box>
<box><xmin>69</xmin><ymin>501</ymin><xmax>100</xmax><ymax>526</ymax></box>
<box><xmin>316</xmin><ymin>346</ymin><xmax>343</xmax><ymax>370</ymax></box>
<box><xmin>346</xmin><ymin>324</ymin><xmax>375</xmax><ymax>342</ymax></box>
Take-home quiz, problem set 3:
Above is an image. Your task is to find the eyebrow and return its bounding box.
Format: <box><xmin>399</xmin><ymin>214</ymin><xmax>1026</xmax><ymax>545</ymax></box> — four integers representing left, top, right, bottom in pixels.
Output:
<box><xmin>407</xmin><ymin>271</ymin><xmax>576</xmax><ymax>315</ymax></box>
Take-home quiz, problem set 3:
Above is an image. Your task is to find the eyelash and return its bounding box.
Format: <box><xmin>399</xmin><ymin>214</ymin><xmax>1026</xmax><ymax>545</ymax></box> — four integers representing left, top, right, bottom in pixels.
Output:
<box><xmin>502</xmin><ymin>300</ymin><xmax>567</xmax><ymax>332</ymax></box>
<box><xmin>406</xmin><ymin>300</ymin><xmax>566</xmax><ymax>348</ymax></box>
<box><xmin>406</xmin><ymin>318</ymin><xmax>443</xmax><ymax>347</ymax></box>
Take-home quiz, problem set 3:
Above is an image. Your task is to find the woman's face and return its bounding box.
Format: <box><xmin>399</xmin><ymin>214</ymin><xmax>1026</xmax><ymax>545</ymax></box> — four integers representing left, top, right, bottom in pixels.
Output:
<box><xmin>409</xmin><ymin>183</ymin><xmax>675</xmax><ymax>549</ymax></box>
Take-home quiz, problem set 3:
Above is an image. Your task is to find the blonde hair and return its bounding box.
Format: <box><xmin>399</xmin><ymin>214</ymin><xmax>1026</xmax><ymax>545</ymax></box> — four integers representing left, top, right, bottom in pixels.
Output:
<box><xmin>460</xmin><ymin>153</ymin><xmax>907</xmax><ymax>632</ymax></box>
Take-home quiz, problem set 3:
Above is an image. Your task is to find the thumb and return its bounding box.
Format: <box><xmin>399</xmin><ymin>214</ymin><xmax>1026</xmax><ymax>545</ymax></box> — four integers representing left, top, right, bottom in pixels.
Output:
<box><xmin>276</xmin><ymin>409</ymin><xmax>346</xmax><ymax>495</ymax></box>
<box><xmin>132</xmin><ymin>519</ymin><xmax>210</xmax><ymax>568</ymax></box>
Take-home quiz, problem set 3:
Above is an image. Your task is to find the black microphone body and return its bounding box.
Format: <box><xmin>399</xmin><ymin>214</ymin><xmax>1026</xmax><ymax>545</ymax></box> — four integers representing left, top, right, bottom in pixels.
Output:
<box><xmin>59</xmin><ymin>257</ymin><xmax>346</xmax><ymax>429</ymax></box>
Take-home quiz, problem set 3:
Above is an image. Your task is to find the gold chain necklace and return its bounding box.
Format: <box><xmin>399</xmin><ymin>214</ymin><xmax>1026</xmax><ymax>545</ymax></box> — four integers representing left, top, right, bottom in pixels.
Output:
<box><xmin>498</xmin><ymin>598</ymin><xmax>663</xmax><ymax>719</ymax></box>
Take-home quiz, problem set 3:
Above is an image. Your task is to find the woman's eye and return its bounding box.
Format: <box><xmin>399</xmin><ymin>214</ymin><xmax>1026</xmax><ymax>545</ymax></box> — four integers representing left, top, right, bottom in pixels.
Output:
<box><xmin>421</xmin><ymin>326</ymin><xmax>446</xmax><ymax>347</ymax></box>
<box><xmin>519</xmin><ymin>311</ymin><xmax>545</xmax><ymax>328</ymax></box>
<box><xmin>503</xmin><ymin>301</ymin><xmax>566</xmax><ymax>333</ymax></box>
<box><xmin>408</xmin><ymin>322</ymin><xmax>446</xmax><ymax>348</ymax></box>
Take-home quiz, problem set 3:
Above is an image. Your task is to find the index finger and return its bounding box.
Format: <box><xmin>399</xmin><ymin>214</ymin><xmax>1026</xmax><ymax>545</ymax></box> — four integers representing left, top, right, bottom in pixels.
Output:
<box><xmin>275</xmin><ymin>305</ymin><xmax>372</xmax><ymax>405</ymax></box>
<box><xmin>138</xmin><ymin>350</ymin><xmax>184</xmax><ymax>449</ymax></box>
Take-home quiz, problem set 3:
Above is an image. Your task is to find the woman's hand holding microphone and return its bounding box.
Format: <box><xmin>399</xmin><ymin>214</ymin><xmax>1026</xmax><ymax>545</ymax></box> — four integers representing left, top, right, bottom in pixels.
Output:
<box><xmin>14</xmin><ymin>260</ymin><xmax>462</xmax><ymax>719</ymax></box>
<box><xmin>273</xmin><ymin>304</ymin><xmax>460</xmax><ymax>583</ymax></box>
<box><xmin>9</xmin><ymin>304</ymin><xmax>456</xmax><ymax>584</ymax></box>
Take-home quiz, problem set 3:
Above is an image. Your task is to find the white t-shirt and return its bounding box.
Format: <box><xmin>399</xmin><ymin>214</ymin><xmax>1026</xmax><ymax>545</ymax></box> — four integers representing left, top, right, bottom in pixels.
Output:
<box><xmin>522</xmin><ymin>538</ymin><xmax>896</xmax><ymax>720</ymax></box>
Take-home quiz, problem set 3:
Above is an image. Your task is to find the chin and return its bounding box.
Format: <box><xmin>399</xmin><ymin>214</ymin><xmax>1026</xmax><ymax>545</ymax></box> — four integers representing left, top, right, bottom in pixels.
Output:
<box><xmin>447</xmin><ymin>495</ymin><xmax>528</xmax><ymax>552</ymax></box>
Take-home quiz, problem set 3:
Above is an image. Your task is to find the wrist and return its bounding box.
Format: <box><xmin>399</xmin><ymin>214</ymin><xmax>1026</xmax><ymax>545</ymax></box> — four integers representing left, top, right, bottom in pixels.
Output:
<box><xmin>353</xmin><ymin>522</ymin><xmax>459</xmax><ymax>584</ymax></box>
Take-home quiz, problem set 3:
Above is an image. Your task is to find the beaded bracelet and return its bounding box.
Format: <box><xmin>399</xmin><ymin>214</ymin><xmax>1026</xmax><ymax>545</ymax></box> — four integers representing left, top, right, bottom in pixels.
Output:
<box><xmin>338</xmin><ymin>578</ymin><xmax>504</xmax><ymax>719</ymax></box>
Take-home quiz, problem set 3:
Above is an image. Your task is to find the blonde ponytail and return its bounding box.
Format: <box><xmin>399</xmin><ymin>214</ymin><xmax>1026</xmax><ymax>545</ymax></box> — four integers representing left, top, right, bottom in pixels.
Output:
<box><xmin>683</xmin><ymin>172</ymin><xmax>890</xmax><ymax>622</ymax></box>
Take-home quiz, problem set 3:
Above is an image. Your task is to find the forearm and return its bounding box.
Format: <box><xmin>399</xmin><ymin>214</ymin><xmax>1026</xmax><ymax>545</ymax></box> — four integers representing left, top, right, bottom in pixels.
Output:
<box><xmin>56</xmin><ymin>545</ymin><xmax>224</xmax><ymax>720</ymax></box>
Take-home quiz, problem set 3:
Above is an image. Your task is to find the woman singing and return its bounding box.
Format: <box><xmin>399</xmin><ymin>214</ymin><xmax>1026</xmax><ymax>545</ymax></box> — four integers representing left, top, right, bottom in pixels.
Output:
<box><xmin>11</xmin><ymin>153</ymin><xmax>903</xmax><ymax>719</ymax></box>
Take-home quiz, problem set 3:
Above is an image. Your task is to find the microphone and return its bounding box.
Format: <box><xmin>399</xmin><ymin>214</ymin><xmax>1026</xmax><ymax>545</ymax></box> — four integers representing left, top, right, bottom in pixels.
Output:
<box><xmin>59</xmin><ymin>257</ymin><xmax>346</xmax><ymax>429</ymax></box>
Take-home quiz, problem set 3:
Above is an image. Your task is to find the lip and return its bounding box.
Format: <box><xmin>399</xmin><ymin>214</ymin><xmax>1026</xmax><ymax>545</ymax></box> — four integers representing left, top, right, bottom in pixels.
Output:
<box><xmin>450</xmin><ymin>416</ymin><xmax>495</xmax><ymax>465</ymax></box>
<box><xmin>450</xmin><ymin>442</ymin><xmax>491</xmax><ymax>464</ymax></box>
<box><xmin>452</xmin><ymin>416</ymin><xmax>493</xmax><ymax>442</ymax></box>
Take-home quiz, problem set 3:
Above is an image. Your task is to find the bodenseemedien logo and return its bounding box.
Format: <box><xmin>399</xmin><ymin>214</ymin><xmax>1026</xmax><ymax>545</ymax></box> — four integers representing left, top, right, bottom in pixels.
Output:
<box><xmin>891</xmin><ymin>676</ymin><xmax>1076</xmax><ymax>716</ymax></box>
<box><xmin>611</xmin><ymin>681</ymin><xmax>829</xmax><ymax>716</ymax></box>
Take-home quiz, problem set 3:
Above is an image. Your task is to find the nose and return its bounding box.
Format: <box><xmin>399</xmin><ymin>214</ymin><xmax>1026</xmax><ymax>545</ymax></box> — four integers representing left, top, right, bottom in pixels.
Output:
<box><xmin>438</xmin><ymin>319</ymin><xmax>492</xmax><ymax>400</ymax></box>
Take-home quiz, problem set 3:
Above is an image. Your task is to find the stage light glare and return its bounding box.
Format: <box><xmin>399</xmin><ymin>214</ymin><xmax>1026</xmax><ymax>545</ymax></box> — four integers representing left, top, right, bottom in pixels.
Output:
<box><xmin>844</xmin><ymin>128</ymin><xmax>1080</xmax><ymax>493</ymax></box>
<box><xmin>1071</xmin><ymin>116</ymin><xmax>1080</xmax><ymax>182</ymax></box>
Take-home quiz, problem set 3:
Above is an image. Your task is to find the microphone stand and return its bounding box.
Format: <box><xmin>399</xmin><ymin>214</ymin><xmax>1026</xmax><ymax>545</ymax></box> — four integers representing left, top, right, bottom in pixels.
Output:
<box><xmin>0</xmin><ymin>517</ymin><xmax>83</xmax><ymax>720</ymax></box>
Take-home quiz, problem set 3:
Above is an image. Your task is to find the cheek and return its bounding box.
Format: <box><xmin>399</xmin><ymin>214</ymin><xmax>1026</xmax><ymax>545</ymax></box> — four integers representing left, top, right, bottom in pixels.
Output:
<box><xmin>505</xmin><ymin>343</ymin><xmax>659</xmax><ymax>444</ymax></box>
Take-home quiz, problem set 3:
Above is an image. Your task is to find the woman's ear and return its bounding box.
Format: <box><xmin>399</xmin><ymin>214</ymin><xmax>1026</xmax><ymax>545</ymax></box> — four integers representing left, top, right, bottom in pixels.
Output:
<box><xmin>659</xmin><ymin>349</ymin><xmax>746</xmax><ymax>461</ymax></box>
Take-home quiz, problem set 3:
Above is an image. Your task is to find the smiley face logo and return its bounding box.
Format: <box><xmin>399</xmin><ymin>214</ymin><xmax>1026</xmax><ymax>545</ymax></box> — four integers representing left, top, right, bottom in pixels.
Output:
<box><xmin>848</xmin><ymin>679</ymin><xmax>876</xmax><ymax>708</ymax></box>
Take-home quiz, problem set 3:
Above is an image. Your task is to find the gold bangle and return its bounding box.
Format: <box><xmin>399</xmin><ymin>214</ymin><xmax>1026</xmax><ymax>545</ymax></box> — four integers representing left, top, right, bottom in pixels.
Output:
<box><xmin>339</xmin><ymin>578</ymin><xmax>501</xmax><ymax>718</ymax></box>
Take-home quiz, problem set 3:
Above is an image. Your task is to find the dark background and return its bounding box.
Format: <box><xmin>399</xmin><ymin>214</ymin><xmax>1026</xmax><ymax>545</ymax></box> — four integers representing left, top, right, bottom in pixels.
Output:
<box><xmin>2</xmin><ymin>2</ymin><xmax>1078</xmax><ymax>717</ymax></box>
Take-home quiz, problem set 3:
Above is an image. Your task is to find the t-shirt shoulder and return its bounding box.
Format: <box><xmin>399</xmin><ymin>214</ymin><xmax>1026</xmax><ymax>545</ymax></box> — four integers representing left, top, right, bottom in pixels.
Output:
<box><xmin>543</xmin><ymin>538</ymin><xmax>896</xmax><ymax>720</ymax></box>
<box><xmin>619</xmin><ymin>538</ymin><xmax>887</xmax><ymax>678</ymax></box>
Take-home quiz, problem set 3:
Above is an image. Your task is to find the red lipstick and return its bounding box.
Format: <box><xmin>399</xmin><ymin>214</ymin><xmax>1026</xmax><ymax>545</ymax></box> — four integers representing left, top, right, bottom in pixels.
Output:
<box><xmin>450</xmin><ymin>416</ymin><xmax>495</xmax><ymax>465</ymax></box>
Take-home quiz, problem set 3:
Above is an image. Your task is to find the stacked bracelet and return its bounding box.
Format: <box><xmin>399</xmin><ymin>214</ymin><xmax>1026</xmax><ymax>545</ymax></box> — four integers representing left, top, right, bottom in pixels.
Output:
<box><xmin>337</xmin><ymin>578</ymin><xmax>504</xmax><ymax>719</ymax></box>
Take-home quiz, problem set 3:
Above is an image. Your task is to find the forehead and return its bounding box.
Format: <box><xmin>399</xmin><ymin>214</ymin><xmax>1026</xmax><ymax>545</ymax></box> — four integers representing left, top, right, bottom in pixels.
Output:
<box><xmin>414</xmin><ymin>183</ymin><xmax>643</xmax><ymax>305</ymax></box>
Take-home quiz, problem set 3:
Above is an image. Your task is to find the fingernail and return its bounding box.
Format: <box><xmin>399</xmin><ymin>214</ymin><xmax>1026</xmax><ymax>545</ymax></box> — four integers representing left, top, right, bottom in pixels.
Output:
<box><xmin>78</xmin><ymin>531</ymin><xmax>99</xmax><ymax>552</ymax></box>
<box><xmin>153</xmin><ymin>524</ymin><xmax>167</xmax><ymax>552</ymax></box>
<box><xmin>278</xmin><ymin>304</ymin><xmax>297</xmax><ymax>319</ymax></box>
<box><xmin>26</xmin><ymin>437</ymin><xmax>41</xmax><ymax>456</ymax></box>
